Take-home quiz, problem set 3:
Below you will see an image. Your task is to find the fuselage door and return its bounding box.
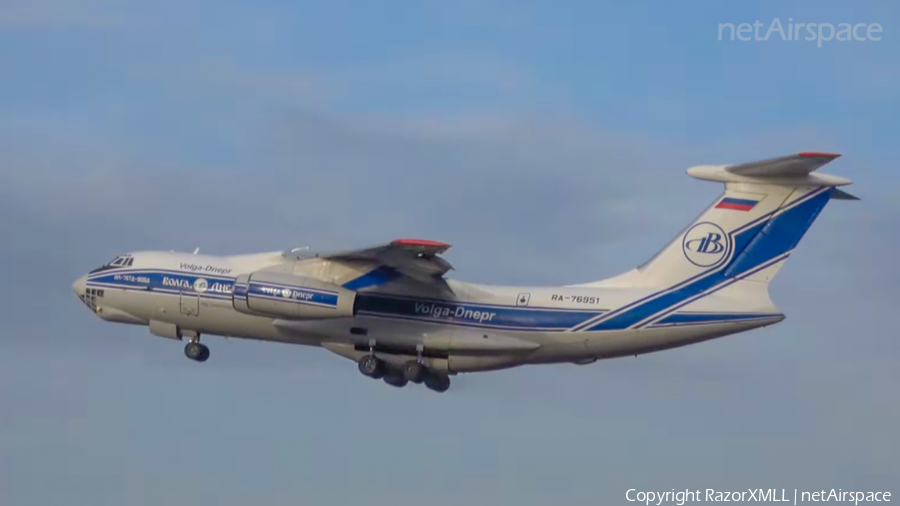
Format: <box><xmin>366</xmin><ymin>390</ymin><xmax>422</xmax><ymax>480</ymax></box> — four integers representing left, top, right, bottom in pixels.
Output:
<box><xmin>180</xmin><ymin>292</ymin><xmax>200</xmax><ymax>316</ymax></box>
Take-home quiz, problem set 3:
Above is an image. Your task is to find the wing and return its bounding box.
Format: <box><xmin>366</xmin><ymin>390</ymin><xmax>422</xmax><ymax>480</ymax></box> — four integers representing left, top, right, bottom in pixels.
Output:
<box><xmin>285</xmin><ymin>238</ymin><xmax>453</xmax><ymax>284</ymax></box>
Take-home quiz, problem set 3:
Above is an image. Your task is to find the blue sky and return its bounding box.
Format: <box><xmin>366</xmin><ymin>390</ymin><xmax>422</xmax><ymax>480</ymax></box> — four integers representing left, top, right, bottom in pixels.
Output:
<box><xmin>0</xmin><ymin>0</ymin><xmax>897</xmax><ymax>504</ymax></box>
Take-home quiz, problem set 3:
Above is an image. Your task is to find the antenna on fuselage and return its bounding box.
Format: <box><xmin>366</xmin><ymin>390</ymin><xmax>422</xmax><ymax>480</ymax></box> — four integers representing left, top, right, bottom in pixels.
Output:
<box><xmin>193</xmin><ymin>247</ymin><xmax>200</xmax><ymax>255</ymax></box>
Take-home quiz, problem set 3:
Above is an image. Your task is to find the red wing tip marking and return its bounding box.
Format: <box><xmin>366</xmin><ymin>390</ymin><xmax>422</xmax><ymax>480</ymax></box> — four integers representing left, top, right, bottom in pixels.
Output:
<box><xmin>392</xmin><ymin>238</ymin><xmax>451</xmax><ymax>248</ymax></box>
<box><xmin>798</xmin><ymin>152</ymin><xmax>841</xmax><ymax>158</ymax></box>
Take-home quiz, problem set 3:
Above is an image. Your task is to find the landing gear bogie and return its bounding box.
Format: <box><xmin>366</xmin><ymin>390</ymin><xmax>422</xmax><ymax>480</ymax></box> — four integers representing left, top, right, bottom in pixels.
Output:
<box><xmin>358</xmin><ymin>355</ymin><xmax>385</xmax><ymax>378</ymax></box>
<box><xmin>357</xmin><ymin>354</ymin><xmax>450</xmax><ymax>391</ymax></box>
<box><xmin>403</xmin><ymin>360</ymin><xmax>424</xmax><ymax>383</ymax></box>
<box><xmin>383</xmin><ymin>371</ymin><xmax>409</xmax><ymax>388</ymax></box>
<box><xmin>422</xmin><ymin>371</ymin><xmax>451</xmax><ymax>392</ymax></box>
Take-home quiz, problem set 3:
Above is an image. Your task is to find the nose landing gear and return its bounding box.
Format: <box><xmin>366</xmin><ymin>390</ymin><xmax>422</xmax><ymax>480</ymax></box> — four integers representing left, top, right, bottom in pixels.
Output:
<box><xmin>184</xmin><ymin>341</ymin><xmax>210</xmax><ymax>362</ymax></box>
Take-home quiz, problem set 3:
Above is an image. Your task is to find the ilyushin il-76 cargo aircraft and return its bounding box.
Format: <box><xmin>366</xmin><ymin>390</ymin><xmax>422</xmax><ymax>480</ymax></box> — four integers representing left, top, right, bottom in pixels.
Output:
<box><xmin>73</xmin><ymin>153</ymin><xmax>856</xmax><ymax>392</ymax></box>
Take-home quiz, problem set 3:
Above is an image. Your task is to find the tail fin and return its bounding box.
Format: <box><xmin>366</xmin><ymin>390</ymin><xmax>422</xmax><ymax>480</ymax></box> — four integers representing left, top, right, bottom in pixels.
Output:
<box><xmin>596</xmin><ymin>153</ymin><xmax>855</xmax><ymax>289</ymax></box>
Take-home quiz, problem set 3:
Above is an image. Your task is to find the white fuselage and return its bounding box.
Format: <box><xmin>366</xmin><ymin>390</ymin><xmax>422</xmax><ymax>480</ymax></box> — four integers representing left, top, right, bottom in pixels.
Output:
<box><xmin>73</xmin><ymin>250</ymin><xmax>784</xmax><ymax>374</ymax></box>
<box><xmin>70</xmin><ymin>153</ymin><xmax>852</xmax><ymax>383</ymax></box>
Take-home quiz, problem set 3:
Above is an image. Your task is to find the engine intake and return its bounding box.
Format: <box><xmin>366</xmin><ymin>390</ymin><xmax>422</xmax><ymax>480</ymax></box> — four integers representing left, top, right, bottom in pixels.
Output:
<box><xmin>233</xmin><ymin>271</ymin><xmax>355</xmax><ymax>320</ymax></box>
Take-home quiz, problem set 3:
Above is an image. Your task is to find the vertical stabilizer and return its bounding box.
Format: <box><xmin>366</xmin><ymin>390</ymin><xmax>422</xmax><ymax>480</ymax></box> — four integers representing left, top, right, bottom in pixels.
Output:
<box><xmin>589</xmin><ymin>153</ymin><xmax>853</xmax><ymax>291</ymax></box>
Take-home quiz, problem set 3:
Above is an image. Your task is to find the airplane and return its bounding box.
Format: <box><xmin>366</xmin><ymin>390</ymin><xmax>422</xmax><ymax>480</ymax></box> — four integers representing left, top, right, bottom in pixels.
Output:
<box><xmin>72</xmin><ymin>152</ymin><xmax>856</xmax><ymax>392</ymax></box>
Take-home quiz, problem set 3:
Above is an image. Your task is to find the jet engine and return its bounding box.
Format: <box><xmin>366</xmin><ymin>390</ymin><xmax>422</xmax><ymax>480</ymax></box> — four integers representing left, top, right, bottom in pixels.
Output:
<box><xmin>232</xmin><ymin>271</ymin><xmax>355</xmax><ymax>320</ymax></box>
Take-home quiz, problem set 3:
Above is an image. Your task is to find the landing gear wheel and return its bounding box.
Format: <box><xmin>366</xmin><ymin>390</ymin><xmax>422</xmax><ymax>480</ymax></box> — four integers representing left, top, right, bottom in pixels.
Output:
<box><xmin>184</xmin><ymin>342</ymin><xmax>209</xmax><ymax>362</ymax></box>
<box><xmin>358</xmin><ymin>355</ymin><xmax>384</xmax><ymax>378</ymax></box>
<box><xmin>383</xmin><ymin>370</ymin><xmax>409</xmax><ymax>388</ymax></box>
<box><xmin>402</xmin><ymin>361</ymin><xmax>424</xmax><ymax>383</ymax></box>
<box><xmin>423</xmin><ymin>372</ymin><xmax>450</xmax><ymax>392</ymax></box>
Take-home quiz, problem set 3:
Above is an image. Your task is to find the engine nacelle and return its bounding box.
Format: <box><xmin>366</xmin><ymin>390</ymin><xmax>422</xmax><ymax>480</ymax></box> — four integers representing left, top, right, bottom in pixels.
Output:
<box><xmin>233</xmin><ymin>271</ymin><xmax>355</xmax><ymax>320</ymax></box>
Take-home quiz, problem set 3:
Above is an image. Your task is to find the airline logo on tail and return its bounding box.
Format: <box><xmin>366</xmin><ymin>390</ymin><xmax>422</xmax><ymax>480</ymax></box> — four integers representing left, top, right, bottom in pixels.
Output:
<box><xmin>682</xmin><ymin>222</ymin><xmax>730</xmax><ymax>267</ymax></box>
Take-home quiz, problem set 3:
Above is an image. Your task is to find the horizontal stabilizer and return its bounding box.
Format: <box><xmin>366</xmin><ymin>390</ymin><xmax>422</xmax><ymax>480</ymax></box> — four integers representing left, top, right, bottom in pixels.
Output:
<box><xmin>831</xmin><ymin>188</ymin><xmax>860</xmax><ymax>200</ymax></box>
<box><xmin>687</xmin><ymin>152</ymin><xmax>852</xmax><ymax>187</ymax></box>
<box><xmin>726</xmin><ymin>152</ymin><xmax>840</xmax><ymax>177</ymax></box>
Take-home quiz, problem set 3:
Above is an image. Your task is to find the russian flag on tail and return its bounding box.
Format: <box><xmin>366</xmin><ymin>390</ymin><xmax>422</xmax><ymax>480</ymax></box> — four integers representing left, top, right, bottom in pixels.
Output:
<box><xmin>716</xmin><ymin>197</ymin><xmax>759</xmax><ymax>212</ymax></box>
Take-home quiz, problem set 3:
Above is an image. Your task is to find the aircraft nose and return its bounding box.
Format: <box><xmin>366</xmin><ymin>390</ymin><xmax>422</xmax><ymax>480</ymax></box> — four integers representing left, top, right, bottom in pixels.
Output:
<box><xmin>72</xmin><ymin>274</ymin><xmax>87</xmax><ymax>297</ymax></box>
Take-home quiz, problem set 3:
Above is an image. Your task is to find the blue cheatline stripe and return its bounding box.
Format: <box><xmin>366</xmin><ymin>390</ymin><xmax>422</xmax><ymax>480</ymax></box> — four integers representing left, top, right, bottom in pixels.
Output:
<box><xmin>638</xmin><ymin>250</ymin><xmax>792</xmax><ymax>329</ymax></box>
<box><xmin>342</xmin><ymin>266</ymin><xmax>403</xmax><ymax>290</ymax></box>
<box><xmin>248</xmin><ymin>279</ymin><xmax>338</xmax><ymax>295</ymax></box>
<box><xmin>654</xmin><ymin>312</ymin><xmax>783</xmax><ymax>325</ymax></box>
<box><xmin>85</xmin><ymin>282</ymin><xmax>234</xmax><ymax>300</ymax></box>
<box><xmin>723</xmin><ymin>191</ymin><xmax>830</xmax><ymax>279</ymax></box>
<box><xmin>87</xmin><ymin>268</ymin><xmax>235</xmax><ymax>282</ymax></box>
<box><xmin>728</xmin><ymin>187</ymin><xmax>826</xmax><ymax>236</ymax></box>
<box><xmin>247</xmin><ymin>292</ymin><xmax>337</xmax><ymax>308</ymax></box>
<box><xmin>568</xmin><ymin>219</ymin><xmax>766</xmax><ymax>332</ymax></box>
<box><xmin>364</xmin><ymin>292</ymin><xmax>605</xmax><ymax>312</ymax></box>
<box><xmin>649</xmin><ymin>316</ymin><xmax>782</xmax><ymax>328</ymax></box>
<box><xmin>86</xmin><ymin>270</ymin><xmax>236</xmax><ymax>295</ymax></box>
<box><xmin>584</xmin><ymin>188</ymin><xmax>831</xmax><ymax>332</ymax></box>
<box><xmin>247</xmin><ymin>282</ymin><xmax>339</xmax><ymax>307</ymax></box>
<box><xmin>569</xmin><ymin>188</ymin><xmax>824</xmax><ymax>332</ymax></box>
<box><xmin>356</xmin><ymin>312</ymin><xmax>581</xmax><ymax>332</ymax></box>
<box><xmin>637</xmin><ymin>190</ymin><xmax>831</xmax><ymax>329</ymax></box>
<box><xmin>354</xmin><ymin>294</ymin><xmax>602</xmax><ymax>331</ymax></box>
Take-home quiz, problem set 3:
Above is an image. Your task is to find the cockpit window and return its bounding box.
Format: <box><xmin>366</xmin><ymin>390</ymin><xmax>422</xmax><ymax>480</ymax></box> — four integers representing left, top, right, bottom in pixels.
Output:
<box><xmin>107</xmin><ymin>255</ymin><xmax>134</xmax><ymax>267</ymax></box>
<box><xmin>89</xmin><ymin>254</ymin><xmax>134</xmax><ymax>274</ymax></box>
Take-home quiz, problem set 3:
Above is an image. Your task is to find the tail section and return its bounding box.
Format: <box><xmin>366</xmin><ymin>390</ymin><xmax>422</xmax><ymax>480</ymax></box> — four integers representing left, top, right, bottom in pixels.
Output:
<box><xmin>636</xmin><ymin>152</ymin><xmax>852</xmax><ymax>288</ymax></box>
<box><xmin>573</xmin><ymin>153</ymin><xmax>853</xmax><ymax>332</ymax></box>
<box><xmin>584</xmin><ymin>152</ymin><xmax>854</xmax><ymax>292</ymax></box>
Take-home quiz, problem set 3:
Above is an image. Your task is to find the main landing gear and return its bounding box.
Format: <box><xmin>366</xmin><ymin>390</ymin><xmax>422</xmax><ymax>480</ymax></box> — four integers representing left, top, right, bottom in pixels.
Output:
<box><xmin>357</xmin><ymin>355</ymin><xmax>384</xmax><ymax>378</ymax></box>
<box><xmin>402</xmin><ymin>360</ymin><xmax>424</xmax><ymax>383</ymax></box>
<box><xmin>184</xmin><ymin>340</ymin><xmax>210</xmax><ymax>362</ymax></box>
<box><xmin>356</xmin><ymin>354</ymin><xmax>451</xmax><ymax>392</ymax></box>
